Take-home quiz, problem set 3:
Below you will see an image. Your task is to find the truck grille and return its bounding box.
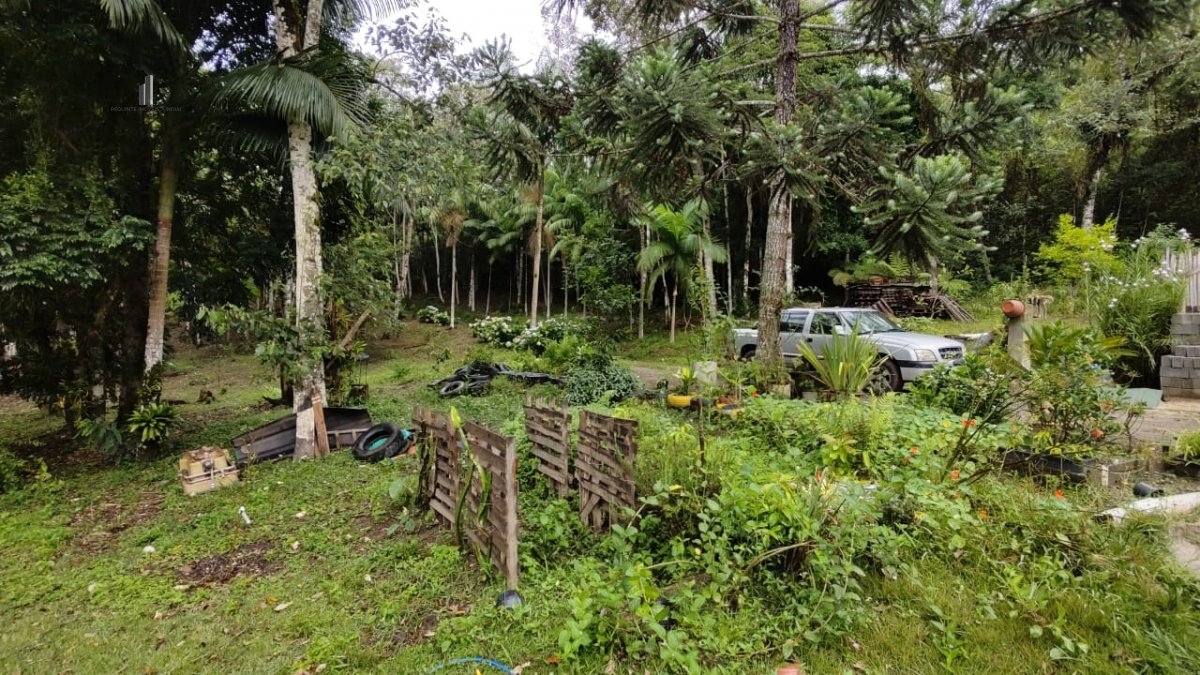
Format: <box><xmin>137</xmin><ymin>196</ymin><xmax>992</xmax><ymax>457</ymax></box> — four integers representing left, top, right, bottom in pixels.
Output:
<box><xmin>939</xmin><ymin>347</ymin><xmax>964</xmax><ymax>361</ymax></box>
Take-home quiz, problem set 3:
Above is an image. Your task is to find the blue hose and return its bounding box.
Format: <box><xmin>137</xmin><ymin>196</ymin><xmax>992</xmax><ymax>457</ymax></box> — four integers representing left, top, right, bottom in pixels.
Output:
<box><xmin>427</xmin><ymin>656</ymin><xmax>513</xmax><ymax>674</ymax></box>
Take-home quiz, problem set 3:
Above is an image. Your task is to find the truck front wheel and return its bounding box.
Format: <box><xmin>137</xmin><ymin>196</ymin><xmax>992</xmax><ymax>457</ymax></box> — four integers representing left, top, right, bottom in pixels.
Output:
<box><xmin>871</xmin><ymin>359</ymin><xmax>902</xmax><ymax>394</ymax></box>
<box><xmin>740</xmin><ymin>345</ymin><xmax>756</xmax><ymax>361</ymax></box>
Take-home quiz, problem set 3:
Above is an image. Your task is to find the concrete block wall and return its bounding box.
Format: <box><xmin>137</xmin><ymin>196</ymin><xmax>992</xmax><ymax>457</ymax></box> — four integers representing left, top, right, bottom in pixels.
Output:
<box><xmin>1162</xmin><ymin>313</ymin><xmax>1200</xmax><ymax>399</ymax></box>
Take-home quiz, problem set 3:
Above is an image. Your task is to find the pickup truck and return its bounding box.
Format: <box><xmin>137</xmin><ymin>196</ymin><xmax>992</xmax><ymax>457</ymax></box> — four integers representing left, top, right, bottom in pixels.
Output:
<box><xmin>732</xmin><ymin>307</ymin><xmax>965</xmax><ymax>391</ymax></box>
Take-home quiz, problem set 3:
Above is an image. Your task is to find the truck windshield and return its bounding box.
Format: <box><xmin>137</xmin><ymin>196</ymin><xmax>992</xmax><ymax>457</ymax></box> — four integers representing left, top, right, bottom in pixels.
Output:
<box><xmin>840</xmin><ymin>311</ymin><xmax>902</xmax><ymax>334</ymax></box>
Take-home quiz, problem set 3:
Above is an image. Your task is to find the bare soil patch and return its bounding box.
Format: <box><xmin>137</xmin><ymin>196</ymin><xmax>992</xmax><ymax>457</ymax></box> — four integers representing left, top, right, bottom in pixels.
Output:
<box><xmin>176</xmin><ymin>539</ymin><xmax>280</xmax><ymax>586</ymax></box>
<box><xmin>393</xmin><ymin>613</ymin><xmax>440</xmax><ymax>648</ymax></box>
<box><xmin>71</xmin><ymin>490</ymin><xmax>166</xmax><ymax>553</ymax></box>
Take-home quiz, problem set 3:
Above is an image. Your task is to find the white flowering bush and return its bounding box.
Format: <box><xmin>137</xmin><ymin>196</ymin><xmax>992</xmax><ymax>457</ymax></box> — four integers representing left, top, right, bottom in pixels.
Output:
<box><xmin>469</xmin><ymin>315</ymin><xmax>523</xmax><ymax>347</ymax></box>
<box><xmin>511</xmin><ymin>317</ymin><xmax>589</xmax><ymax>354</ymax></box>
<box><xmin>1091</xmin><ymin>228</ymin><xmax>1189</xmax><ymax>384</ymax></box>
<box><xmin>416</xmin><ymin>305</ymin><xmax>450</xmax><ymax>325</ymax></box>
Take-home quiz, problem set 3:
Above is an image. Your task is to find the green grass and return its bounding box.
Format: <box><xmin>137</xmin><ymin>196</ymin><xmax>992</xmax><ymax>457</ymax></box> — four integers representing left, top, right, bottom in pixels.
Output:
<box><xmin>3</xmin><ymin>321</ymin><xmax>1200</xmax><ymax>674</ymax></box>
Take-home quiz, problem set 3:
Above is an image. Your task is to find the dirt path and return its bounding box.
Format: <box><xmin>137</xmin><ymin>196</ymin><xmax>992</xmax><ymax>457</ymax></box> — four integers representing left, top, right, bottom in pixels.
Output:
<box><xmin>1130</xmin><ymin>398</ymin><xmax>1200</xmax><ymax>448</ymax></box>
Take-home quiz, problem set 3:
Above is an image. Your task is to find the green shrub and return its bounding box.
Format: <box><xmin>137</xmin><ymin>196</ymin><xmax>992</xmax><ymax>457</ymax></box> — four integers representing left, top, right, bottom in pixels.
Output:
<box><xmin>796</xmin><ymin>326</ymin><xmax>883</xmax><ymax>399</ymax></box>
<box><xmin>126</xmin><ymin>401</ymin><xmax>178</xmax><ymax>448</ymax></box>
<box><xmin>908</xmin><ymin>350</ymin><xmax>1019</xmax><ymax>423</ymax></box>
<box><xmin>416</xmin><ymin>305</ymin><xmax>449</xmax><ymax>325</ymax></box>
<box><xmin>0</xmin><ymin>445</ymin><xmax>27</xmax><ymax>494</ymax></box>
<box><xmin>1023</xmin><ymin>322</ymin><xmax>1126</xmax><ymax>448</ymax></box>
<box><xmin>1035</xmin><ymin>214</ymin><xmax>1123</xmax><ymax>285</ymax></box>
<box><xmin>566</xmin><ymin>352</ymin><xmax>641</xmax><ymax>406</ymax></box>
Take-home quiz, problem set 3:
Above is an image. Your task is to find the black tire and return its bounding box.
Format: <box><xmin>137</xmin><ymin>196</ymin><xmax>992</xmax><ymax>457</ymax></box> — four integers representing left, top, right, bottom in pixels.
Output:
<box><xmin>740</xmin><ymin>345</ymin><xmax>756</xmax><ymax>361</ymax></box>
<box><xmin>383</xmin><ymin>429</ymin><xmax>415</xmax><ymax>459</ymax></box>
<box><xmin>871</xmin><ymin>359</ymin><xmax>903</xmax><ymax>394</ymax></box>
<box><xmin>353</xmin><ymin>422</ymin><xmax>402</xmax><ymax>461</ymax></box>
<box><xmin>439</xmin><ymin>379</ymin><xmax>468</xmax><ymax>397</ymax></box>
<box><xmin>464</xmin><ymin>378</ymin><xmax>491</xmax><ymax>395</ymax></box>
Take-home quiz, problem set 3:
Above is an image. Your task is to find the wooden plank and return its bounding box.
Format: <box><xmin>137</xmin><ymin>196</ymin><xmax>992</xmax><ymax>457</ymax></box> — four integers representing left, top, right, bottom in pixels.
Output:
<box><xmin>312</xmin><ymin>393</ymin><xmax>330</xmax><ymax>458</ymax></box>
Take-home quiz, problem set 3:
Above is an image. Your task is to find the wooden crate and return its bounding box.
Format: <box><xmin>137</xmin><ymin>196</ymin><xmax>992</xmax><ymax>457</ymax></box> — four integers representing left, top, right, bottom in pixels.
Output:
<box><xmin>179</xmin><ymin>447</ymin><xmax>240</xmax><ymax>496</ymax></box>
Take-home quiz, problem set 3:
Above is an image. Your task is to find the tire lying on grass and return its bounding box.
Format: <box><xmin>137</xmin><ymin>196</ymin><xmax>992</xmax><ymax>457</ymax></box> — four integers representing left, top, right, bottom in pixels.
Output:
<box><xmin>353</xmin><ymin>422</ymin><xmax>405</xmax><ymax>462</ymax></box>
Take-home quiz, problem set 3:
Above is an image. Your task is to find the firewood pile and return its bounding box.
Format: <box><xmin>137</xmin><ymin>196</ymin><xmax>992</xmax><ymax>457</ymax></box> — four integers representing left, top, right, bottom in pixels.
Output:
<box><xmin>847</xmin><ymin>283</ymin><xmax>973</xmax><ymax>322</ymax></box>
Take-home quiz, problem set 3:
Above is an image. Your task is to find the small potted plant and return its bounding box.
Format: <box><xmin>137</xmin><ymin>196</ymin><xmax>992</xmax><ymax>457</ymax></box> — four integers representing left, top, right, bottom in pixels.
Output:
<box><xmin>666</xmin><ymin>366</ymin><xmax>698</xmax><ymax>409</ymax></box>
<box><xmin>1165</xmin><ymin>430</ymin><xmax>1200</xmax><ymax>478</ymax></box>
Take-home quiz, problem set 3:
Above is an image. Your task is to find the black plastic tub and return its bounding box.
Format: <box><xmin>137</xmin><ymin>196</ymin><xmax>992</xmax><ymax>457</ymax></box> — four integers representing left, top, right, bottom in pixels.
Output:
<box><xmin>231</xmin><ymin>407</ymin><xmax>373</xmax><ymax>466</ymax></box>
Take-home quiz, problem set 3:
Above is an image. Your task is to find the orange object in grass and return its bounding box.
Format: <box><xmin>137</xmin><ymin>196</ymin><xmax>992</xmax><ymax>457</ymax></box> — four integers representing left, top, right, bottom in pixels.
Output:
<box><xmin>1055</xmin><ymin>489</ymin><xmax>1065</xmax><ymax>499</ymax></box>
<box><xmin>910</xmin><ymin>447</ymin><xmax>919</xmax><ymax>455</ymax></box>
<box><xmin>1090</xmin><ymin>428</ymin><xmax>1105</xmax><ymax>439</ymax></box>
<box><xmin>951</xmin><ymin>469</ymin><xmax>960</xmax><ymax>480</ymax></box>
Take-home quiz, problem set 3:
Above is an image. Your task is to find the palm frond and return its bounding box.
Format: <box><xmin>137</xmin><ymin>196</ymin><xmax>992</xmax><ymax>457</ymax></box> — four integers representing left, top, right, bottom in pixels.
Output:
<box><xmin>210</xmin><ymin>49</ymin><xmax>371</xmax><ymax>139</ymax></box>
<box><xmin>100</xmin><ymin>0</ymin><xmax>189</xmax><ymax>57</ymax></box>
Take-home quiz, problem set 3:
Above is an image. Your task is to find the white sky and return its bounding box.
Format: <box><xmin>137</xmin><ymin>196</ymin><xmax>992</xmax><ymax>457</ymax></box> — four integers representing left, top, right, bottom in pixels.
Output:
<box><xmin>431</xmin><ymin>0</ymin><xmax>550</xmax><ymax>66</ymax></box>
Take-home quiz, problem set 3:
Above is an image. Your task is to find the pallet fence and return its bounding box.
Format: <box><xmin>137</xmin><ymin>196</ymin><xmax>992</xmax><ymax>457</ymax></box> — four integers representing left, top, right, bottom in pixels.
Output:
<box><xmin>462</xmin><ymin>422</ymin><xmax>520</xmax><ymax>590</ymax></box>
<box><xmin>412</xmin><ymin>405</ymin><xmax>458</xmax><ymax>527</ymax></box>
<box><xmin>1163</xmin><ymin>249</ymin><xmax>1200</xmax><ymax>313</ymax></box>
<box><xmin>523</xmin><ymin>396</ymin><xmax>572</xmax><ymax>497</ymax></box>
<box><xmin>576</xmin><ymin>410</ymin><xmax>638</xmax><ymax>532</ymax></box>
<box><xmin>414</xmin><ymin>405</ymin><xmax>519</xmax><ymax>589</ymax></box>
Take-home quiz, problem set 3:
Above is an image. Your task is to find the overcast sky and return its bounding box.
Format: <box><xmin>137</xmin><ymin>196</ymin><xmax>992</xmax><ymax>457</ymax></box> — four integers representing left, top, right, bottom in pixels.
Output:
<box><xmin>432</xmin><ymin>0</ymin><xmax>550</xmax><ymax>65</ymax></box>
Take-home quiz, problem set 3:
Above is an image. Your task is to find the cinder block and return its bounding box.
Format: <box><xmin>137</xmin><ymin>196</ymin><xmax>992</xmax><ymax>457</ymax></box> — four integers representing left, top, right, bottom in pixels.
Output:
<box><xmin>1161</xmin><ymin>369</ymin><xmax>1190</xmax><ymax>380</ymax></box>
<box><xmin>1167</xmin><ymin>355</ymin><xmax>1184</xmax><ymax>368</ymax></box>
<box><xmin>1163</xmin><ymin>387</ymin><xmax>1200</xmax><ymax>400</ymax></box>
<box><xmin>1171</xmin><ymin>345</ymin><xmax>1200</xmax><ymax>357</ymax></box>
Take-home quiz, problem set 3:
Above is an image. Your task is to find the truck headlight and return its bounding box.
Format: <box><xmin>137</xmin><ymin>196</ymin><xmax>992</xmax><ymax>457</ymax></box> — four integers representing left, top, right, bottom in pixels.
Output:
<box><xmin>913</xmin><ymin>349</ymin><xmax>938</xmax><ymax>363</ymax></box>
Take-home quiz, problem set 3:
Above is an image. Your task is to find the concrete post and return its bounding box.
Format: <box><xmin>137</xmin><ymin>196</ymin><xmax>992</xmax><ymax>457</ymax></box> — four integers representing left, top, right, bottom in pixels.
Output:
<box><xmin>1002</xmin><ymin>300</ymin><xmax>1029</xmax><ymax>369</ymax></box>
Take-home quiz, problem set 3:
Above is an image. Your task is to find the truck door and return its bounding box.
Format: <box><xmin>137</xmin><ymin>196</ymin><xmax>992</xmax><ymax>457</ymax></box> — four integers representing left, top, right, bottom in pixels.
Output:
<box><xmin>807</xmin><ymin>311</ymin><xmax>843</xmax><ymax>358</ymax></box>
<box><xmin>779</xmin><ymin>310</ymin><xmax>809</xmax><ymax>362</ymax></box>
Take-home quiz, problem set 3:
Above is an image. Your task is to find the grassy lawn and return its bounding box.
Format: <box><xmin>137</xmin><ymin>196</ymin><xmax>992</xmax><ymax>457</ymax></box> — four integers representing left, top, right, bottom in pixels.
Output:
<box><xmin>3</xmin><ymin>321</ymin><xmax>1199</xmax><ymax>674</ymax></box>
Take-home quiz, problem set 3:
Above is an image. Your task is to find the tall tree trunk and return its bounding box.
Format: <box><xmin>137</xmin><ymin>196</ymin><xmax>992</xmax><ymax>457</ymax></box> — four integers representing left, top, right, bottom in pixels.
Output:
<box><xmin>433</xmin><ymin>231</ymin><xmax>444</xmax><ymax>302</ymax></box>
<box><xmin>784</xmin><ymin>198</ymin><xmax>794</xmax><ymax>296</ymax></box>
<box><xmin>702</xmin><ymin>211</ymin><xmax>718</xmax><ymax>321</ymax></box>
<box><xmin>402</xmin><ymin>211</ymin><xmax>413</xmax><ymax>297</ymax></box>
<box><xmin>449</xmin><ymin>243</ymin><xmax>457</xmax><ymax>328</ymax></box>
<box><xmin>486</xmin><ymin>261</ymin><xmax>493</xmax><ymax>315</ymax></box>
<box><xmin>1080</xmin><ymin>165</ymin><xmax>1102</xmax><ymax>230</ymax></box>
<box><xmin>756</xmin><ymin>0</ymin><xmax>799</xmax><ymax>369</ymax></box>
<box><xmin>544</xmin><ymin>248</ymin><xmax>552</xmax><ymax>319</ymax></box>
<box><xmin>143</xmin><ymin>109</ymin><xmax>182</xmax><ymax>374</ymax></box>
<box><xmin>562</xmin><ymin>260</ymin><xmax>569</xmax><ymax>318</ymax></box>
<box><xmin>929</xmin><ymin>257</ymin><xmax>940</xmax><ymax>294</ymax></box>
<box><xmin>638</xmin><ymin>222</ymin><xmax>647</xmax><ymax>339</ymax></box>
<box><xmin>742</xmin><ymin>188</ymin><xmax>753</xmax><ymax>312</ymax></box>
<box><xmin>391</xmin><ymin>210</ymin><xmax>402</xmax><ymax>319</ymax></box>
<box><xmin>275</xmin><ymin>0</ymin><xmax>327</xmax><ymax>460</ymax></box>
<box><xmin>670</xmin><ymin>276</ymin><xmax>678</xmax><ymax>343</ymax></box>
<box><xmin>468</xmin><ymin>251</ymin><xmax>476</xmax><ymax>311</ymax></box>
<box><xmin>725</xmin><ymin>183</ymin><xmax>734</xmax><ymax>316</ymax></box>
<box><xmin>530</xmin><ymin>172</ymin><xmax>545</xmax><ymax>328</ymax></box>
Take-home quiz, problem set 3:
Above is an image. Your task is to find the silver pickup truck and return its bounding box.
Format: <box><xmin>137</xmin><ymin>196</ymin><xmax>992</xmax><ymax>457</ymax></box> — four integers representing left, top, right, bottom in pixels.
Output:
<box><xmin>732</xmin><ymin>307</ymin><xmax>965</xmax><ymax>391</ymax></box>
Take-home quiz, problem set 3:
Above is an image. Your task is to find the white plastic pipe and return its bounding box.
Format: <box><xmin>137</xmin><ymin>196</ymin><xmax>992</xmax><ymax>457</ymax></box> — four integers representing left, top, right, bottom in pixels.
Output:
<box><xmin>1096</xmin><ymin>492</ymin><xmax>1200</xmax><ymax>524</ymax></box>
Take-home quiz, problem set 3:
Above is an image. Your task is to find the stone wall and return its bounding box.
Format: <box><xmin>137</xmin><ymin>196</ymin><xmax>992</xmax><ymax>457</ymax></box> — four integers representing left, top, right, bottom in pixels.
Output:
<box><xmin>1161</xmin><ymin>313</ymin><xmax>1200</xmax><ymax>399</ymax></box>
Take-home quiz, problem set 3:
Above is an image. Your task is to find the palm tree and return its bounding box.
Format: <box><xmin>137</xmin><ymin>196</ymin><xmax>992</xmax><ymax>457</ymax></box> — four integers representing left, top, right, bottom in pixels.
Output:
<box><xmin>93</xmin><ymin>1</ymin><xmax>273</xmax><ymax>378</ymax></box>
<box><xmin>472</xmin><ymin>42</ymin><xmax>571</xmax><ymax>328</ymax></box>
<box><xmin>637</xmin><ymin>200</ymin><xmax>728</xmax><ymax>343</ymax></box>
<box><xmin>210</xmin><ymin>0</ymin><xmax>401</xmax><ymax>459</ymax></box>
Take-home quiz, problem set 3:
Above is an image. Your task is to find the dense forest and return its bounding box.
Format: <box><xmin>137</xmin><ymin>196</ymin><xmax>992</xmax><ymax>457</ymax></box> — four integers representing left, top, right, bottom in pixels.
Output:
<box><xmin>1</xmin><ymin>0</ymin><xmax>1198</xmax><ymax>452</ymax></box>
